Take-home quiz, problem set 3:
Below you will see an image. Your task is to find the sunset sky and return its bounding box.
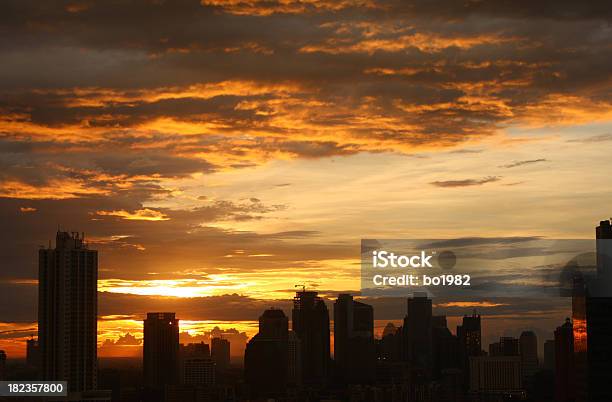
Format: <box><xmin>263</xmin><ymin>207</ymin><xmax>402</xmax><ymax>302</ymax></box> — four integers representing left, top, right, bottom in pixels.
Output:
<box><xmin>1</xmin><ymin>0</ymin><xmax>611</xmax><ymax>358</ymax></box>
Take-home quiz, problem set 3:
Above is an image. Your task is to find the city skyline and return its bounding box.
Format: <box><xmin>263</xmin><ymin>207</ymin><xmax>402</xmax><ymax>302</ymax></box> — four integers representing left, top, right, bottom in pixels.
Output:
<box><xmin>1</xmin><ymin>0</ymin><xmax>612</xmax><ymax>373</ymax></box>
<box><xmin>1</xmin><ymin>222</ymin><xmax>610</xmax><ymax>401</ymax></box>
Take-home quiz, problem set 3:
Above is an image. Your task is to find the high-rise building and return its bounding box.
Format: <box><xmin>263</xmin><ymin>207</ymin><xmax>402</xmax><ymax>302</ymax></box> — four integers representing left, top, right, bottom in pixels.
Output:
<box><xmin>211</xmin><ymin>338</ymin><xmax>230</xmax><ymax>374</ymax></box>
<box><xmin>555</xmin><ymin>318</ymin><xmax>574</xmax><ymax>402</ymax></box>
<box><xmin>292</xmin><ymin>290</ymin><xmax>330</xmax><ymax>385</ymax></box>
<box><xmin>259</xmin><ymin>307</ymin><xmax>289</xmax><ymax>340</ymax></box>
<box><xmin>333</xmin><ymin>294</ymin><xmax>375</xmax><ymax>384</ymax></box>
<box><xmin>519</xmin><ymin>331</ymin><xmax>538</xmax><ymax>379</ymax></box>
<box><xmin>38</xmin><ymin>231</ymin><xmax>97</xmax><ymax>392</ymax></box>
<box><xmin>143</xmin><ymin>312</ymin><xmax>179</xmax><ymax>389</ymax></box>
<box><xmin>588</xmin><ymin>219</ymin><xmax>612</xmax><ymax>402</ymax></box>
<box><xmin>457</xmin><ymin>312</ymin><xmax>481</xmax><ymax>384</ymax></box>
<box><xmin>457</xmin><ymin>313</ymin><xmax>481</xmax><ymax>354</ymax></box>
<box><xmin>0</xmin><ymin>350</ymin><xmax>6</xmax><ymax>380</ymax></box>
<box><xmin>403</xmin><ymin>293</ymin><xmax>433</xmax><ymax>373</ymax></box>
<box><xmin>595</xmin><ymin>219</ymin><xmax>612</xmax><ymax>280</ymax></box>
<box><xmin>544</xmin><ymin>339</ymin><xmax>555</xmax><ymax>371</ymax></box>
<box><xmin>572</xmin><ymin>220</ymin><xmax>612</xmax><ymax>402</ymax></box>
<box><xmin>245</xmin><ymin>309</ymin><xmax>289</xmax><ymax>398</ymax></box>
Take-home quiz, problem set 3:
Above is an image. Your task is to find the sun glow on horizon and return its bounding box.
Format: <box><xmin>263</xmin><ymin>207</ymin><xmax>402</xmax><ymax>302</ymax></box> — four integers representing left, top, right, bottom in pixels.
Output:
<box><xmin>98</xmin><ymin>277</ymin><xmax>253</xmax><ymax>298</ymax></box>
<box><xmin>97</xmin><ymin>257</ymin><xmax>360</xmax><ymax>299</ymax></box>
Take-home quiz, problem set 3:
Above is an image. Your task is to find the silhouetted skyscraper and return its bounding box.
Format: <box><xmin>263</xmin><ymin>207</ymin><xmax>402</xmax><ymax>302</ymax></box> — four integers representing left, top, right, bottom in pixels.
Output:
<box><xmin>292</xmin><ymin>290</ymin><xmax>330</xmax><ymax>385</ymax></box>
<box><xmin>588</xmin><ymin>220</ymin><xmax>612</xmax><ymax>402</ymax></box>
<box><xmin>519</xmin><ymin>331</ymin><xmax>538</xmax><ymax>380</ymax></box>
<box><xmin>403</xmin><ymin>293</ymin><xmax>433</xmax><ymax>373</ymax></box>
<box><xmin>333</xmin><ymin>294</ymin><xmax>375</xmax><ymax>384</ymax></box>
<box><xmin>572</xmin><ymin>220</ymin><xmax>612</xmax><ymax>402</ymax></box>
<box><xmin>596</xmin><ymin>219</ymin><xmax>612</xmax><ymax>279</ymax></box>
<box><xmin>211</xmin><ymin>337</ymin><xmax>230</xmax><ymax>374</ymax></box>
<box><xmin>457</xmin><ymin>313</ymin><xmax>481</xmax><ymax>388</ymax></box>
<box><xmin>143</xmin><ymin>312</ymin><xmax>179</xmax><ymax>389</ymax></box>
<box><xmin>245</xmin><ymin>308</ymin><xmax>289</xmax><ymax>398</ymax></box>
<box><xmin>38</xmin><ymin>231</ymin><xmax>97</xmax><ymax>392</ymax></box>
<box><xmin>259</xmin><ymin>307</ymin><xmax>289</xmax><ymax>340</ymax></box>
<box><xmin>555</xmin><ymin>318</ymin><xmax>575</xmax><ymax>402</ymax></box>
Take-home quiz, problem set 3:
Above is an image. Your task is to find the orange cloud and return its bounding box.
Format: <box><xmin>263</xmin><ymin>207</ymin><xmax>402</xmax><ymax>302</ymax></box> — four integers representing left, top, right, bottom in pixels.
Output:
<box><xmin>200</xmin><ymin>0</ymin><xmax>378</xmax><ymax>16</ymax></box>
<box><xmin>300</xmin><ymin>32</ymin><xmax>518</xmax><ymax>55</ymax></box>
<box><xmin>95</xmin><ymin>208</ymin><xmax>169</xmax><ymax>221</ymax></box>
<box><xmin>0</xmin><ymin>179</ymin><xmax>110</xmax><ymax>200</ymax></box>
<box><xmin>435</xmin><ymin>301</ymin><xmax>509</xmax><ymax>308</ymax></box>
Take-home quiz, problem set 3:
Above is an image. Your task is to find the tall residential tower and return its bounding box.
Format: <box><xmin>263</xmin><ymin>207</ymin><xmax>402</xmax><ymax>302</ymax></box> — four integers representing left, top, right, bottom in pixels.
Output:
<box><xmin>38</xmin><ymin>231</ymin><xmax>98</xmax><ymax>392</ymax></box>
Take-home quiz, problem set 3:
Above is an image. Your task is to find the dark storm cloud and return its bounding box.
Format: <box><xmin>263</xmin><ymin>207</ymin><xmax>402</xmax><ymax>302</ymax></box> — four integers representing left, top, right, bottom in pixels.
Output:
<box><xmin>429</xmin><ymin>176</ymin><xmax>501</xmax><ymax>188</ymax></box>
<box><xmin>2</xmin><ymin>94</ymin><xmax>273</xmax><ymax>128</ymax></box>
